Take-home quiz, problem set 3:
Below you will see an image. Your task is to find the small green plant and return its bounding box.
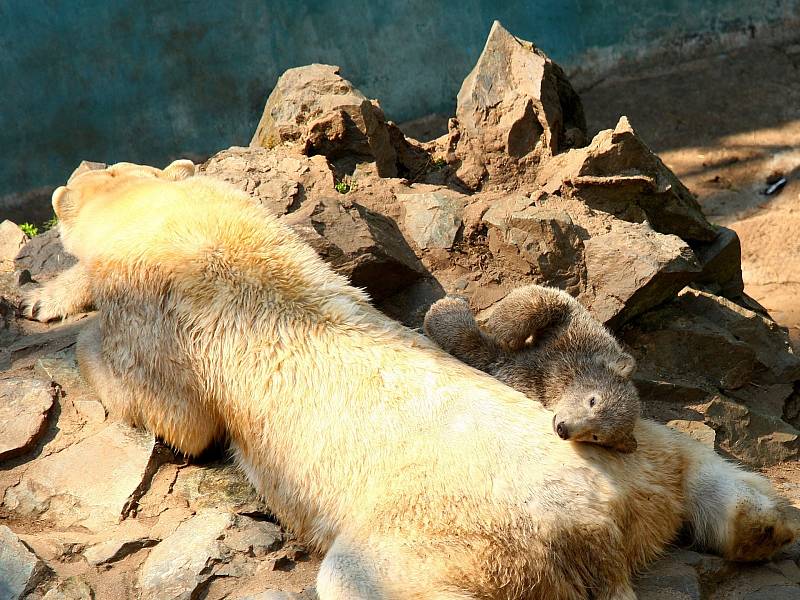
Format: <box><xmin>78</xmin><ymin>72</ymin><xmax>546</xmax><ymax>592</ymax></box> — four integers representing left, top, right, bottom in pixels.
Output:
<box><xmin>19</xmin><ymin>222</ymin><xmax>38</xmax><ymax>238</ymax></box>
<box><xmin>334</xmin><ymin>176</ymin><xmax>357</xmax><ymax>194</ymax></box>
<box><xmin>431</xmin><ymin>157</ymin><xmax>448</xmax><ymax>170</ymax></box>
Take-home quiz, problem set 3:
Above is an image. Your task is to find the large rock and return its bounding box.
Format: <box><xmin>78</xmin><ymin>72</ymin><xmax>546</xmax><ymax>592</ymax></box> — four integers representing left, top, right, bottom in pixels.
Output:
<box><xmin>481</xmin><ymin>195</ymin><xmax>586</xmax><ymax>295</ymax></box>
<box><xmin>201</xmin><ymin>146</ymin><xmax>335</xmax><ymax>217</ymax></box>
<box><xmin>284</xmin><ymin>196</ymin><xmax>426</xmax><ymax>301</ymax></box>
<box><xmin>635</xmin><ymin>555</ymin><xmax>702</xmax><ymax>600</ymax></box>
<box><xmin>537</xmin><ymin>117</ymin><xmax>717</xmax><ymax>242</ymax></box>
<box><xmin>623</xmin><ymin>288</ymin><xmax>800</xmax><ymax>467</ymax></box>
<box><xmin>449</xmin><ymin>21</ymin><xmax>586</xmax><ymax>190</ymax></box>
<box><xmin>691</xmin><ymin>226</ymin><xmax>745</xmax><ymax>299</ymax></box>
<box><xmin>251</xmin><ymin>64</ymin><xmax>397</xmax><ymax>177</ymax></box>
<box><xmin>0</xmin><ymin>377</ymin><xmax>54</xmax><ymax>460</ymax></box>
<box><xmin>580</xmin><ymin>221</ymin><xmax>702</xmax><ymax>327</ymax></box>
<box><xmin>399</xmin><ymin>191</ymin><xmax>466</xmax><ymax>250</ymax></box>
<box><xmin>0</xmin><ymin>526</ymin><xmax>47</xmax><ymax>600</ymax></box>
<box><xmin>2</xmin><ymin>423</ymin><xmax>159</xmax><ymax>530</ymax></box>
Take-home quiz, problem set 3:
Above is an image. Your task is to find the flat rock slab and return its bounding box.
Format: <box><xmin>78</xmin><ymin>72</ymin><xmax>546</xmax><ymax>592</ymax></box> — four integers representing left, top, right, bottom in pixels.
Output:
<box><xmin>0</xmin><ymin>377</ymin><xmax>54</xmax><ymax>461</ymax></box>
<box><xmin>0</xmin><ymin>525</ymin><xmax>47</xmax><ymax>600</ymax></box>
<box><xmin>3</xmin><ymin>423</ymin><xmax>156</xmax><ymax>531</ymax></box>
<box><xmin>139</xmin><ymin>509</ymin><xmax>235</xmax><ymax>600</ymax></box>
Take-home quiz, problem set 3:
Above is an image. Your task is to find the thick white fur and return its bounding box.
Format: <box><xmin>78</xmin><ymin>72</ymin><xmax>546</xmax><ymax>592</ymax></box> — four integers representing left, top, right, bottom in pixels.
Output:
<box><xmin>25</xmin><ymin>162</ymin><xmax>798</xmax><ymax>599</ymax></box>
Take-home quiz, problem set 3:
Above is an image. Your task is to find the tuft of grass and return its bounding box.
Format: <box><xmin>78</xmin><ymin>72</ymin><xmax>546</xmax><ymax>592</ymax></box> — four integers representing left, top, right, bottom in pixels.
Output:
<box><xmin>19</xmin><ymin>222</ymin><xmax>38</xmax><ymax>238</ymax></box>
<box><xmin>334</xmin><ymin>176</ymin><xmax>357</xmax><ymax>194</ymax></box>
<box><xmin>431</xmin><ymin>157</ymin><xmax>448</xmax><ymax>170</ymax></box>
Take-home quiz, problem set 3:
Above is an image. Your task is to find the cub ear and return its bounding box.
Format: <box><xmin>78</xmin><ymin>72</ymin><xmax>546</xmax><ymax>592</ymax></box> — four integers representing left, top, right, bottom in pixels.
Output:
<box><xmin>608</xmin><ymin>353</ymin><xmax>636</xmax><ymax>378</ymax></box>
<box><xmin>51</xmin><ymin>186</ymin><xmax>77</xmax><ymax>223</ymax></box>
<box><xmin>611</xmin><ymin>431</ymin><xmax>637</xmax><ymax>453</ymax></box>
<box><xmin>163</xmin><ymin>159</ymin><xmax>196</xmax><ymax>181</ymax></box>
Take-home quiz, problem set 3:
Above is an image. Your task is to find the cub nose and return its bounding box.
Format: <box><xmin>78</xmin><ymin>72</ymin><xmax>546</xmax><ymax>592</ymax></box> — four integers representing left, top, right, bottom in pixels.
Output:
<box><xmin>555</xmin><ymin>421</ymin><xmax>570</xmax><ymax>440</ymax></box>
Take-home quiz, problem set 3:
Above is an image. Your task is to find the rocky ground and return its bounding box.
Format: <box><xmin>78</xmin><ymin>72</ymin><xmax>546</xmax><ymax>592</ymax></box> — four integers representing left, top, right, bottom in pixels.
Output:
<box><xmin>2</xmin><ymin>21</ymin><xmax>800</xmax><ymax>600</ymax></box>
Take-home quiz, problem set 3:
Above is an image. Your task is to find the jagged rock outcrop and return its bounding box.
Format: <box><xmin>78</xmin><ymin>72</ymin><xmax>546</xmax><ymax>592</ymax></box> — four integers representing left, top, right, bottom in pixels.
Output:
<box><xmin>447</xmin><ymin>20</ymin><xmax>586</xmax><ymax>190</ymax></box>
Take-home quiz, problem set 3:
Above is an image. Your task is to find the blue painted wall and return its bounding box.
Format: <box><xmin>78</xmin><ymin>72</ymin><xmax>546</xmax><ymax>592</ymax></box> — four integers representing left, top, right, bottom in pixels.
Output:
<box><xmin>1</xmin><ymin>0</ymin><xmax>797</xmax><ymax>196</ymax></box>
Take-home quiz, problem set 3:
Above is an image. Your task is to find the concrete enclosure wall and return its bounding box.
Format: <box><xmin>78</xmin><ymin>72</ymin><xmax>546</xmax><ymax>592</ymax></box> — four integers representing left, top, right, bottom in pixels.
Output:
<box><xmin>1</xmin><ymin>0</ymin><xmax>798</xmax><ymax>195</ymax></box>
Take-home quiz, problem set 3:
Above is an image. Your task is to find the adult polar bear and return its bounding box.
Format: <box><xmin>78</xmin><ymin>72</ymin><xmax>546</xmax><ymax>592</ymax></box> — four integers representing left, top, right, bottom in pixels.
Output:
<box><xmin>24</xmin><ymin>161</ymin><xmax>796</xmax><ymax>600</ymax></box>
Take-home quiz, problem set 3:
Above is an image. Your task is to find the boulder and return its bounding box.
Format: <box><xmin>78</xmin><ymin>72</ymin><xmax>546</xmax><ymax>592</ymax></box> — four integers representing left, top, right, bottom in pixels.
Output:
<box><xmin>580</xmin><ymin>221</ymin><xmax>702</xmax><ymax>327</ymax></box>
<box><xmin>284</xmin><ymin>196</ymin><xmax>426</xmax><ymax>301</ymax></box>
<box><xmin>635</xmin><ymin>555</ymin><xmax>702</xmax><ymax>600</ymax></box>
<box><xmin>690</xmin><ymin>226</ymin><xmax>745</xmax><ymax>298</ymax></box>
<box><xmin>537</xmin><ymin>117</ymin><xmax>717</xmax><ymax>242</ymax></box>
<box><xmin>449</xmin><ymin>20</ymin><xmax>586</xmax><ymax>190</ymax></box>
<box><xmin>172</xmin><ymin>459</ymin><xmax>269</xmax><ymax>515</ymax></box>
<box><xmin>0</xmin><ymin>220</ymin><xmax>28</xmax><ymax>273</ymax></box>
<box><xmin>0</xmin><ymin>376</ymin><xmax>54</xmax><ymax>460</ymax></box>
<box><xmin>0</xmin><ymin>526</ymin><xmax>47</xmax><ymax>600</ymax></box>
<box><xmin>201</xmin><ymin>145</ymin><xmax>335</xmax><ymax>217</ymax></box>
<box><xmin>251</xmin><ymin>64</ymin><xmax>397</xmax><ymax>177</ymax></box>
<box><xmin>41</xmin><ymin>579</ymin><xmax>94</xmax><ymax>600</ymax></box>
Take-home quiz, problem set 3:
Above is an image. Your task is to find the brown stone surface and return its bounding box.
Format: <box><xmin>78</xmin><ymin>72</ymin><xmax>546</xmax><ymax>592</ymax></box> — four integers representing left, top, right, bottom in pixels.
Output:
<box><xmin>0</xmin><ymin>377</ymin><xmax>54</xmax><ymax>460</ymax></box>
<box><xmin>250</xmin><ymin>64</ymin><xmax>398</xmax><ymax>177</ymax></box>
<box><xmin>2</xmin><ymin>423</ymin><xmax>157</xmax><ymax>531</ymax></box>
<box><xmin>201</xmin><ymin>146</ymin><xmax>335</xmax><ymax>217</ymax></box>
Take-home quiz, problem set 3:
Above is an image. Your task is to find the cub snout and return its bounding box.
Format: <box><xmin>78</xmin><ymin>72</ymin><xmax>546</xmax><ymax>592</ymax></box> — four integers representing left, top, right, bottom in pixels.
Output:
<box><xmin>553</xmin><ymin>415</ymin><xmax>570</xmax><ymax>440</ymax></box>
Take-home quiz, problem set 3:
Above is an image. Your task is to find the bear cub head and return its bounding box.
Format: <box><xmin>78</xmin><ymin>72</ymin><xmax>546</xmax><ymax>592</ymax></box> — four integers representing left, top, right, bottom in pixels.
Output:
<box><xmin>424</xmin><ymin>285</ymin><xmax>641</xmax><ymax>453</ymax></box>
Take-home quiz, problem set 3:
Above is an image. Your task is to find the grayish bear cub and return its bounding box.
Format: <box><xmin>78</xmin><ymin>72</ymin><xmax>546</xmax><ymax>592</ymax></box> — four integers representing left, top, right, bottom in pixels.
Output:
<box><xmin>424</xmin><ymin>285</ymin><xmax>641</xmax><ymax>452</ymax></box>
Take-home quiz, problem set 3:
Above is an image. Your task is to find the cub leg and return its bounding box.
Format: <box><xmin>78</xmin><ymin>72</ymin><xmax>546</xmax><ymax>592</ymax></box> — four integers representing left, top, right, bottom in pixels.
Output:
<box><xmin>21</xmin><ymin>262</ymin><xmax>94</xmax><ymax>321</ymax></box>
<box><xmin>76</xmin><ymin>318</ymin><xmax>222</xmax><ymax>457</ymax></box>
<box><xmin>484</xmin><ymin>284</ymin><xmax>575</xmax><ymax>350</ymax></box>
<box><xmin>423</xmin><ymin>297</ymin><xmax>501</xmax><ymax>371</ymax></box>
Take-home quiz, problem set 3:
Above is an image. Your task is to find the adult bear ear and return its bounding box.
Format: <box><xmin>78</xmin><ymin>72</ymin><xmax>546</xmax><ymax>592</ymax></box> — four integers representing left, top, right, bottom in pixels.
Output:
<box><xmin>163</xmin><ymin>159</ymin><xmax>196</xmax><ymax>181</ymax></box>
<box><xmin>485</xmin><ymin>285</ymin><xmax>574</xmax><ymax>351</ymax></box>
<box><xmin>51</xmin><ymin>186</ymin><xmax>78</xmax><ymax>224</ymax></box>
<box><xmin>608</xmin><ymin>353</ymin><xmax>636</xmax><ymax>378</ymax></box>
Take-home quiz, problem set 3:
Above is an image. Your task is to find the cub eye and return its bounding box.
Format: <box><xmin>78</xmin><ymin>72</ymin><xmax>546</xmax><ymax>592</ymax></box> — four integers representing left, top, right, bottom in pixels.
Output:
<box><xmin>588</xmin><ymin>396</ymin><xmax>597</xmax><ymax>408</ymax></box>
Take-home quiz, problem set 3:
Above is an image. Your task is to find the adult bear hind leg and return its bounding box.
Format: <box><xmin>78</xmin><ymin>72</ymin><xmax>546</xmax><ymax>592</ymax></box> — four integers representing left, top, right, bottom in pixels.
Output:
<box><xmin>76</xmin><ymin>318</ymin><xmax>223</xmax><ymax>457</ymax></box>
